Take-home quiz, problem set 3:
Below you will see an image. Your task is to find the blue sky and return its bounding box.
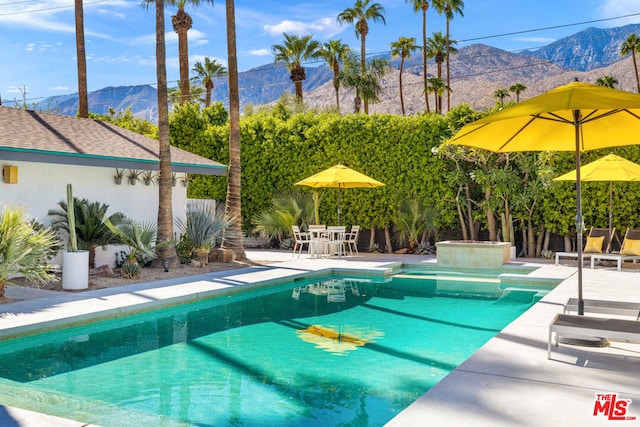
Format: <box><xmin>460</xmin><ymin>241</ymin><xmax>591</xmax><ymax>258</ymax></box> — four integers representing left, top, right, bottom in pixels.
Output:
<box><xmin>1</xmin><ymin>0</ymin><xmax>639</xmax><ymax>105</ymax></box>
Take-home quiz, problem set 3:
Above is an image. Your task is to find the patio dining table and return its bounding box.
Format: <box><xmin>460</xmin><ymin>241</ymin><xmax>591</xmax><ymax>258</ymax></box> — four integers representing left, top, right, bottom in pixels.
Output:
<box><xmin>308</xmin><ymin>226</ymin><xmax>346</xmax><ymax>258</ymax></box>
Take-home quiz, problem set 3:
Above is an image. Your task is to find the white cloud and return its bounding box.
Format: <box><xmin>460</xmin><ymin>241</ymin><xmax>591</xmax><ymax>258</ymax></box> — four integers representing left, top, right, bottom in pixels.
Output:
<box><xmin>599</xmin><ymin>0</ymin><xmax>640</xmax><ymax>25</ymax></box>
<box><xmin>191</xmin><ymin>55</ymin><xmax>228</xmax><ymax>67</ymax></box>
<box><xmin>264</xmin><ymin>16</ymin><xmax>342</xmax><ymax>38</ymax></box>
<box><xmin>514</xmin><ymin>37</ymin><xmax>557</xmax><ymax>44</ymax></box>
<box><xmin>50</xmin><ymin>86</ymin><xmax>69</xmax><ymax>92</ymax></box>
<box><xmin>249</xmin><ymin>49</ymin><xmax>271</xmax><ymax>57</ymax></box>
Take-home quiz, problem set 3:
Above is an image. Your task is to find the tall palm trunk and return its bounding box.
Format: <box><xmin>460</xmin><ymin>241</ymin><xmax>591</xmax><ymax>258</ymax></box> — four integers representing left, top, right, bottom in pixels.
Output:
<box><xmin>633</xmin><ymin>52</ymin><xmax>640</xmax><ymax>94</ymax></box>
<box><xmin>332</xmin><ymin>59</ymin><xmax>341</xmax><ymax>112</ymax></box>
<box><xmin>205</xmin><ymin>80</ymin><xmax>213</xmax><ymax>106</ymax></box>
<box><xmin>221</xmin><ymin>0</ymin><xmax>245</xmax><ymax>259</ymax></box>
<box><xmin>173</xmin><ymin>9</ymin><xmax>192</xmax><ymax>105</ymax></box>
<box><xmin>155</xmin><ymin>0</ymin><xmax>176</xmax><ymax>264</ymax></box>
<box><xmin>75</xmin><ymin>0</ymin><xmax>88</xmax><ymax>118</ymax></box>
<box><xmin>445</xmin><ymin>18</ymin><xmax>451</xmax><ymax>112</ymax></box>
<box><xmin>399</xmin><ymin>56</ymin><xmax>406</xmax><ymax>116</ymax></box>
<box><xmin>358</xmin><ymin>20</ymin><xmax>369</xmax><ymax>114</ymax></box>
<box><xmin>421</xmin><ymin>7</ymin><xmax>430</xmax><ymax>113</ymax></box>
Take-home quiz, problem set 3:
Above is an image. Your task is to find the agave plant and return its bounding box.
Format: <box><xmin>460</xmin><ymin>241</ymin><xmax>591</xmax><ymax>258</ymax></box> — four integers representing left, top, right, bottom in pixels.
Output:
<box><xmin>395</xmin><ymin>200</ymin><xmax>439</xmax><ymax>253</ymax></box>
<box><xmin>0</xmin><ymin>205</ymin><xmax>59</xmax><ymax>297</ymax></box>
<box><xmin>48</xmin><ymin>198</ymin><xmax>125</xmax><ymax>268</ymax></box>
<box><xmin>253</xmin><ymin>189</ymin><xmax>315</xmax><ymax>244</ymax></box>
<box><xmin>175</xmin><ymin>201</ymin><xmax>232</xmax><ymax>262</ymax></box>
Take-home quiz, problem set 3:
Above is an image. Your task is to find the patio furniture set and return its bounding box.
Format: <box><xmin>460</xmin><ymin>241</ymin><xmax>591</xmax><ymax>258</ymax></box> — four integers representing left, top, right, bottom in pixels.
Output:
<box><xmin>292</xmin><ymin>225</ymin><xmax>360</xmax><ymax>258</ymax></box>
<box><xmin>555</xmin><ymin>227</ymin><xmax>640</xmax><ymax>271</ymax></box>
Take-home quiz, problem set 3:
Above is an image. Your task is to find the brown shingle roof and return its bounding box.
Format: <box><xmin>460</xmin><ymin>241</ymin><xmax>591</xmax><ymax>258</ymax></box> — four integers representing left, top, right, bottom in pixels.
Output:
<box><xmin>0</xmin><ymin>106</ymin><xmax>227</xmax><ymax>175</ymax></box>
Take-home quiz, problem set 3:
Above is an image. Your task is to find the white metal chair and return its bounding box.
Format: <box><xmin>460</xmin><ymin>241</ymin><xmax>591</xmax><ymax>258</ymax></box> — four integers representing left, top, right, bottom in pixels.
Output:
<box><xmin>291</xmin><ymin>225</ymin><xmax>310</xmax><ymax>257</ymax></box>
<box><xmin>343</xmin><ymin>225</ymin><xmax>360</xmax><ymax>256</ymax></box>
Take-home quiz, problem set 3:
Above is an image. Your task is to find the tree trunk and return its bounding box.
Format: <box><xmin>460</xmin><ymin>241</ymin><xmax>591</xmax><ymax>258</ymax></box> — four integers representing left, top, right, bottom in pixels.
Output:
<box><xmin>75</xmin><ymin>0</ymin><xmax>88</xmax><ymax>118</ymax></box>
<box><xmin>399</xmin><ymin>60</ymin><xmax>405</xmax><ymax>116</ymax></box>
<box><xmin>155</xmin><ymin>0</ymin><xmax>177</xmax><ymax>264</ymax></box>
<box><xmin>384</xmin><ymin>226</ymin><xmax>392</xmax><ymax>253</ymax></box>
<box><xmin>543</xmin><ymin>227</ymin><xmax>551</xmax><ymax>252</ymax></box>
<box><xmin>528</xmin><ymin>219</ymin><xmax>535</xmax><ymax>258</ymax></box>
<box><xmin>520</xmin><ymin>227</ymin><xmax>527</xmax><ymax>257</ymax></box>
<box><xmin>465</xmin><ymin>184</ymin><xmax>476</xmax><ymax>240</ymax></box>
<box><xmin>564</xmin><ymin>235</ymin><xmax>572</xmax><ymax>252</ymax></box>
<box><xmin>221</xmin><ymin>0</ymin><xmax>246</xmax><ymax>260</ymax></box>
<box><xmin>422</xmin><ymin>7</ymin><xmax>430</xmax><ymax>113</ymax></box>
<box><xmin>178</xmin><ymin>28</ymin><xmax>190</xmax><ymax>104</ymax></box>
<box><xmin>456</xmin><ymin>191</ymin><xmax>469</xmax><ymax>240</ymax></box>
<box><xmin>369</xmin><ymin>226</ymin><xmax>376</xmax><ymax>250</ymax></box>
<box><xmin>535</xmin><ymin>223</ymin><xmax>545</xmax><ymax>257</ymax></box>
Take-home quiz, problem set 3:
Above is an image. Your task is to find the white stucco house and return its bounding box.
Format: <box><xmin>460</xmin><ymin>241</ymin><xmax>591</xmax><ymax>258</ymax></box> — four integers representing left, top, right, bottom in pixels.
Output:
<box><xmin>0</xmin><ymin>105</ymin><xmax>227</xmax><ymax>267</ymax></box>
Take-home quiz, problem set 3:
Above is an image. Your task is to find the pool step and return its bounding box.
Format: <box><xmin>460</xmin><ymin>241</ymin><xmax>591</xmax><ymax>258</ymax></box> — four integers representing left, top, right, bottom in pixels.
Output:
<box><xmin>493</xmin><ymin>288</ymin><xmax>546</xmax><ymax>305</ymax></box>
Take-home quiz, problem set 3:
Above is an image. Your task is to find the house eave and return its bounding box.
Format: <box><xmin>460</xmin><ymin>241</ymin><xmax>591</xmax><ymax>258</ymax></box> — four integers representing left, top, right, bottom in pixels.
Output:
<box><xmin>0</xmin><ymin>147</ymin><xmax>227</xmax><ymax>176</ymax></box>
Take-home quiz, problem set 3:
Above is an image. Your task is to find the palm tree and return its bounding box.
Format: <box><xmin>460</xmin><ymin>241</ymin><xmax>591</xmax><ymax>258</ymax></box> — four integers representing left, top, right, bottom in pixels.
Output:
<box><xmin>493</xmin><ymin>88</ymin><xmax>510</xmax><ymax>108</ymax></box>
<box><xmin>509</xmin><ymin>82</ymin><xmax>526</xmax><ymax>103</ymax></box>
<box><xmin>75</xmin><ymin>0</ymin><xmax>88</xmax><ymax>118</ymax></box>
<box><xmin>337</xmin><ymin>0</ymin><xmax>386</xmax><ymax>114</ymax></box>
<box><xmin>272</xmin><ymin>33</ymin><xmax>320</xmax><ymax>102</ymax></box>
<box><xmin>48</xmin><ymin>199</ymin><xmax>125</xmax><ymax>269</ymax></box>
<box><xmin>168</xmin><ymin>83</ymin><xmax>204</xmax><ymax>106</ymax></box>
<box><xmin>317</xmin><ymin>39</ymin><xmax>352</xmax><ymax>112</ymax></box>
<box><xmin>153</xmin><ymin>0</ymin><xmax>177</xmax><ymax>264</ymax></box>
<box><xmin>191</xmin><ymin>57</ymin><xmax>227</xmax><ymax>107</ymax></box>
<box><xmin>0</xmin><ymin>206</ymin><xmax>59</xmax><ymax>298</ymax></box>
<box><xmin>340</xmin><ymin>52</ymin><xmax>388</xmax><ymax>113</ymax></box>
<box><xmin>595</xmin><ymin>75</ymin><xmax>619</xmax><ymax>89</ymax></box>
<box><xmin>426</xmin><ymin>77</ymin><xmax>449</xmax><ymax>113</ymax></box>
<box><xmin>433</xmin><ymin>0</ymin><xmax>464</xmax><ymax>112</ymax></box>
<box><xmin>220</xmin><ymin>0</ymin><xmax>245</xmax><ymax>259</ymax></box>
<box><xmin>406</xmin><ymin>0</ymin><xmax>430</xmax><ymax>113</ymax></box>
<box><xmin>144</xmin><ymin>0</ymin><xmax>215</xmax><ymax>105</ymax></box>
<box><xmin>620</xmin><ymin>33</ymin><xmax>640</xmax><ymax>93</ymax></box>
<box><xmin>426</xmin><ymin>32</ymin><xmax>447</xmax><ymax>113</ymax></box>
<box><xmin>390</xmin><ymin>36</ymin><xmax>419</xmax><ymax>116</ymax></box>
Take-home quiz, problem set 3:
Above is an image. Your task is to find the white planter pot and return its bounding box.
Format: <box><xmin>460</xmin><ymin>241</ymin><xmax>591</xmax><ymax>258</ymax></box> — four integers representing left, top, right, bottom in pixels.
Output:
<box><xmin>62</xmin><ymin>250</ymin><xmax>89</xmax><ymax>290</ymax></box>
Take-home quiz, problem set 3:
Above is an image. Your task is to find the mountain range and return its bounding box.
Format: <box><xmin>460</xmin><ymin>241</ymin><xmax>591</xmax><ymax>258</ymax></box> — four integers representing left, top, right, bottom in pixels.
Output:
<box><xmin>34</xmin><ymin>23</ymin><xmax>640</xmax><ymax>121</ymax></box>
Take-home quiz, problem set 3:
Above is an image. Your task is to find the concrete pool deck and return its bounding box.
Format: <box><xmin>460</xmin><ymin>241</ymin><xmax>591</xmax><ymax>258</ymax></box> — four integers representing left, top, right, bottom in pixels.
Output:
<box><xmin>1</xmin><ymin>250</ymin><xmax>639</xmax><ymax>426</ymax></box>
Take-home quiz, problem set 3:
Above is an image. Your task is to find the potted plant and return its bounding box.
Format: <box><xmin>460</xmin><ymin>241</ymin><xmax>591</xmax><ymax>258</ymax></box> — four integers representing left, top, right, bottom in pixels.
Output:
<box><xmin>181</xmin><ymin>173</ymin><xmax>190</xmax><ymax>188</ymax></box>
<box><xmin>127</xmin><ymin>169</ymin><xmax>141</xmax><ymax>185</ymax></box>
<box><xmin>61</xmin><ymin>184</ymin><xmax>89</xmax><ymax>290</ymax></box>
<box><xmin>114</xmin><ymin>168</ymin><xmax>125</xmax><ymax>185</ymax></box>
<box><xmin>142</xmin><ymin>170</ymin><xmax>155</xmax><ymax>186</ymax></box>
<box><xmin>171</xmin><ymin>172</ymin><xmax>178</xmax><ymax>187</ymax></box>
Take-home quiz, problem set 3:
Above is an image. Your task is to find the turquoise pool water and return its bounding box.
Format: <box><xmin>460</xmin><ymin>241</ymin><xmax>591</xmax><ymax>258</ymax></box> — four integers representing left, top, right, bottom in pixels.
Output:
<box><xmin>0</xmin><ymin>269</ymin><xmax>551</xmax><ymax>426</ymax></box>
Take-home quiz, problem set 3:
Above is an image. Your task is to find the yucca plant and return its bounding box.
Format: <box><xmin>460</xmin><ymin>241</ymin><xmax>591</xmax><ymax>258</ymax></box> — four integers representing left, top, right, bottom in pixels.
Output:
<box><xmin>0</xmin><ymin>205</ymin><xmax>59</xmax><ymax>297</ymax></box>
<box><xmin>395</xmin><ymin>200</ymin><xmax>439</xmax><ymax>253</ymax></box>
<box><xmin>175</xmin><ymin>201</ymin><xmax>232</xmax><ymax>263</ymax></box>
<box><xmin>253</xmin><ymin>189</ymin><xmax>315</xmax><ymax>244</ymax></box>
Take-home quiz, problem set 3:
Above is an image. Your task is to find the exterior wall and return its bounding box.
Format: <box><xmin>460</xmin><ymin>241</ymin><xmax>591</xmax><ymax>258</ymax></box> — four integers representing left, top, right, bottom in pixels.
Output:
<box><xmin>0</xmin><ymin>160</ymin><xmax>189</xmax><ymax>268</ymax></box>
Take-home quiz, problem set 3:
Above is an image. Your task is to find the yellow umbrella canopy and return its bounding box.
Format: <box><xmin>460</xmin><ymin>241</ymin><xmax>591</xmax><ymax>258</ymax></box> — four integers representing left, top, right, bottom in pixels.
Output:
<box><xmin>554</xmin><ymin>154</ymin><xmax>640</xmax><ymax>234</ymax></box>
<box><xmin>295</xmin><ymin>164</ymin><xmax>384</xmax><ymax>224</ymax></box>
<box><xmin>450</xmin><ymin>81</ymin><xmax>640</xmax><ymax>315</ymax></box>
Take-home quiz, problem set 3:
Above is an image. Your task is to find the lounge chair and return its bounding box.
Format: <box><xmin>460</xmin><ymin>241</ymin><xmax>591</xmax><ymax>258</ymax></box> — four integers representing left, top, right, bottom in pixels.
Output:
<box><xmin>548</xmin><ymin>313</ymin><xmax>640</xmax><ymax>359</ymax></box>
<box><xmin>563</xmin><ymin>298</ymin><xmax>640</xmax><ymax>319</ymax></box>
<box><xmin>555</xmin><ymin>227</ymin><xmax>615</xmax><ymax>266</ymax></box>
<box><xmin>590</xmin><ymin>228</ymin><xmax>640</xmax><ymax>271</ymax></box>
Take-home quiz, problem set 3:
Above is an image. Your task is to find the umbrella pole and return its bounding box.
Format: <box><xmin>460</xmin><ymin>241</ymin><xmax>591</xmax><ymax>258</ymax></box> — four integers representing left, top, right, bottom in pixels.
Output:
<box><xmin>574</xmin><ymin>111</ymin><xmax>584</xmax><ymax>316</ymax></box>
<box><xmin>337</xmin><ymin>187</ymin><xmax>341</xmax><ymax>225</ymax></box>
<box><xmin>609</xmin><ymin>181</ymin><xmax>613</xmax><ymax>244</ymax></box>
<box><xmin>313</xmin><ymin>192</ymin><xmax>320</xmax><ymax>225</ymax></box>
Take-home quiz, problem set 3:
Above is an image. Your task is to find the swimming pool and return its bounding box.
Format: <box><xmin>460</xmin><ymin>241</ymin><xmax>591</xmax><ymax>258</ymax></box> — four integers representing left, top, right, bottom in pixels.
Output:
<box><xmin>0</xmin><ymin>268</ymin><xmax>553</xmax><ymax>426</ymax></box>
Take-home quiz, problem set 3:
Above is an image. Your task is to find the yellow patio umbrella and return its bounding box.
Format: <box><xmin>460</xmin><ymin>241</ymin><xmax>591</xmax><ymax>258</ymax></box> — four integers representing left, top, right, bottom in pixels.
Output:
<box><xmin>449</xmin><ymin>81</ymin><xmax>640</xmax><ymax>315</ymax></box>
<box><xmin>295</xmin><ymin>164</ymin><xmax>384</xmax><ymax>224</ymax></box>
<box><xmin>553</xmin><ymin>154</ymin><xmax>640</xmax><ymax>236</ymax></box>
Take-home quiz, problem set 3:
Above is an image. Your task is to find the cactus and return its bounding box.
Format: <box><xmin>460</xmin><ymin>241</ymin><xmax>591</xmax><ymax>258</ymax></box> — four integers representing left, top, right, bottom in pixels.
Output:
<box><xmin>66</xmin><ymin>183</ymin><xmax>78</xmax><ymax>252</ymax></box>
